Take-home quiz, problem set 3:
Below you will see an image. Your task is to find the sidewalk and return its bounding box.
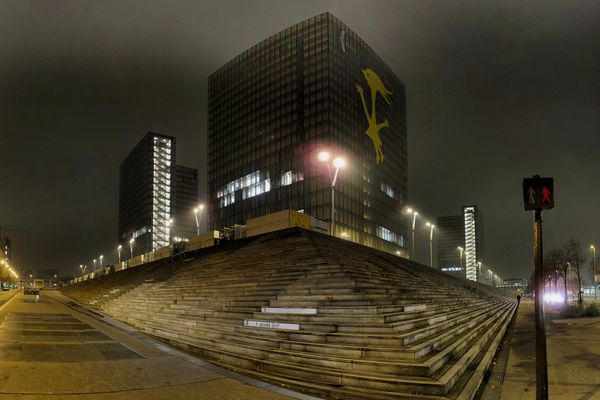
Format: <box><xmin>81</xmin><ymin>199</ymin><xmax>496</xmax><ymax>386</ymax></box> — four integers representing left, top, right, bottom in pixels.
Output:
<box><xmin>500</xmin><ymin>299</ymin><xmax>600</xmax><ymax>399</ymax></box>
<box><xmin>0</xmin><ymin>291</ymin><xmax>315</xmax><ymax>400</ymax></box>
<box><xmin>0</xmin><ymin>289</ymin><xmax>18</xmax><ymax>307</ymax></box>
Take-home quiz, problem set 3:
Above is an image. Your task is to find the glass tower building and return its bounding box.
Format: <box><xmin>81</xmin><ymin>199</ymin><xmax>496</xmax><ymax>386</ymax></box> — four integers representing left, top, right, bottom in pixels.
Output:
<box><xmin>207</xmin><ymin>12</ymin><xmax>407</xmax><ymax>255</ymax></box>
<box><xmin>119</xmin><ymin>132</ymin><xmax>198</xmax><ymax>255</ymax></box>
<box><xmin>172</xmin><ymin>165</ymin><xmax>200</xmax><ymax>241</ymax></box>
<box><xmin>436</xmin><ymin>206</ymin><xmax>484</xmax><ymax>281</ymax></box>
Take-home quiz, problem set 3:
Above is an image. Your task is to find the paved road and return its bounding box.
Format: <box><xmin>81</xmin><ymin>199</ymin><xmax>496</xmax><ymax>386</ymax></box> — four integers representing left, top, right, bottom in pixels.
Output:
<box><xmin>0</xmin><ymin>290</ymin><xmax>310</xmax><ymax>400</ymax></box>
<box><xmin>500</xmin><ymin>299</ymin><xmax>600</xmax><ymax>400</ymax></box>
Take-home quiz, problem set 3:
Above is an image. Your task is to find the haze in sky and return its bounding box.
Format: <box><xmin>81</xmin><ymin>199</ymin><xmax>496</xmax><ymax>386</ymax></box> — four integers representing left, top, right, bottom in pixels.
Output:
<box><xmin>1</xmin><ymin>0</ymin><xmax>599</xmax><ymax>279</ymax></box>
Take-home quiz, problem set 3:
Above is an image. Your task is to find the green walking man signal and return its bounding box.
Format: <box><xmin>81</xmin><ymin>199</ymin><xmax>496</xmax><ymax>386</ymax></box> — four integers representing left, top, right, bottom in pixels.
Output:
<box><xmin>523</xmin><ymin>177</ymin><xmax>554</xmax><ymax>210</ymax></box>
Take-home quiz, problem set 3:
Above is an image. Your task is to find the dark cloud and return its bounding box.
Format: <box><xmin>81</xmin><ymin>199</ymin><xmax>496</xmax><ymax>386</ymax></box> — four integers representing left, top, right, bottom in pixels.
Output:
<box><xmin>1</xmin><ymin>0</ymin><xmax>599</xmax><ymax>280</ymax></box>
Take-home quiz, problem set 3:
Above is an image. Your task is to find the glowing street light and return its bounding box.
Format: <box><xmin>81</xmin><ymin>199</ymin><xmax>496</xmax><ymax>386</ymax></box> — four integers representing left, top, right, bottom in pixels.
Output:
<box><xmin>129</xmin><ymin>238</ymin><xmax>135</xmax><ymax>258</ymax></box>
<box><xmin>93</xmin><ymin>258</ymin><xmax>97</xmax><ymax>272</ymax></box>
<box><xmin>591</xmin><ymin>245</ymin><xmax>596</xmax><ymax>299</ymax></box>
<box><xmin>99</xmin><ymin>255</ymin><xmax>104</xmax><ymax>272</ymax></box>
<box><xmin>425</xmin><ymin>222</ymin><xmax>435</xmax><ymax>268</ymax></box>
<box><xmin>193</xmin><ymin>204</ymin><xmax>205</xmax><ymax>236</ymax></box>
<box><xmin>166</xmin><ymin>219</ymin><xmax>173</xmax><ymax>243</ymax></box>
<box><xmin>117</xmin><ymin>245</ymin><xmax>122</xmax><ymax>263</ymax></box>
<box><xmin>458</xmin><ymin>246</ymin><xmax>464</xmax><ymax>269</ymax></box>
<box><xmin>406</xmin><ymin>208</ymin><xmax>418</xmax><ymax>259</ymax></box>
<box><xmin>79</xmin><ymin>264</ymin><xmax>86</xmax><ymax>276</ymax></box>
<box><xmin>317</xmin><ymin>151</ymin><xmax>330</xmax><ymax>162</ymax></box>
<box><xmin>318</xmin><ymin>150</ymin><xmax>346</xmax><ymax>237</ymax></box>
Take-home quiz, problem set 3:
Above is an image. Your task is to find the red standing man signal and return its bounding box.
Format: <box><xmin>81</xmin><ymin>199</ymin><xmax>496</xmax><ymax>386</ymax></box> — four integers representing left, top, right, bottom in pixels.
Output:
<box><xmin>540</xmin><ymin>186</ymin><xmax>552</xmax><ymax>204</ymax></box>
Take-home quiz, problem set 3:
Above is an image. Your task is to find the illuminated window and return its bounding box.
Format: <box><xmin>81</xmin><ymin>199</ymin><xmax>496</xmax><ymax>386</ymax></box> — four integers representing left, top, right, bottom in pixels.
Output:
<box><xmin>133</xmin><ymin>226</ymin><xmax>149</xmax><ymax>239</ymax></box>
<box><xmin>217</xmin><ymin>171</ymin><xmax>274</xmax><ymax>205</ymax></box>
<box><xmin>280</xmin><ymin>171</ymin><xmax>292</xmax><ymax>186</ymax></box>
<box><xmin>279</xmin><ymin>171</ymin><xmax>304</xmax><ymax>187</ymax></box>
<box><xmin>152</xmin><ymin>137</ymin><xmax>172</xmax><ymax>250</ymax></box>
<box><xmin>376</xmin><ymin>225</ymin><xmax>404</xmax><ymax>247</ymax></box>
<box><xmin>380</xmin><ymin>183</ymin><xmax>395</xmax><ymax>199</ymax></box>
<box><xmin>243</xmin><ymin>178</ymin><xmax>271</xmax><ymax>199</ymax></box>
<box><xmin>464</xmin><ymin>206</ymin><xmax>477</xmax><ymax>282</ymax></box>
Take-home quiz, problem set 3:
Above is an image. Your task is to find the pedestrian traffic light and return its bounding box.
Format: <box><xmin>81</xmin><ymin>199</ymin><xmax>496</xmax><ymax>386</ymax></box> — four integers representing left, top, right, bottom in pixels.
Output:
<box><xmin>522</xmin><ymin>176</ymin><xmax>554</xmax><ymax>210</ymax></box>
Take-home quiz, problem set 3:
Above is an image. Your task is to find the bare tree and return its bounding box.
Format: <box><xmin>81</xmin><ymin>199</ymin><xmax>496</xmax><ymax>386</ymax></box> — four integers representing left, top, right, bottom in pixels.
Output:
<box><xmin>544</xmin><ymin>249</ymin><xmax>561</xmax><ymax>292</ymax></box>
<box><xmin>546</xmin><ymin>247</ymin><xmax>568</xmax><ymax>305</ymax></box>
<box><xmin>564</xmin><ymin>238</ymin><xmax>587</xmax><ymax>306</ymax></box>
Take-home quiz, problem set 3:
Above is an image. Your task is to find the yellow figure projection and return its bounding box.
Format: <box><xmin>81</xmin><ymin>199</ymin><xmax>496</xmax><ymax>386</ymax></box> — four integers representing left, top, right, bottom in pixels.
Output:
<box><xmin>356</xmin><ymin>68</ymin><xmax>392</xmax><ymax>164</ymax></box>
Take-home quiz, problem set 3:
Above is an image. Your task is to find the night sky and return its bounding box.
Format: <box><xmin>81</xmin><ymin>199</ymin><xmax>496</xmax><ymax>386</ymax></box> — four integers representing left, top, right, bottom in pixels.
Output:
<box><xmin>1</xmin><ymin>0</ymin><xmax>599</xmax><ymax>279</ymax></box>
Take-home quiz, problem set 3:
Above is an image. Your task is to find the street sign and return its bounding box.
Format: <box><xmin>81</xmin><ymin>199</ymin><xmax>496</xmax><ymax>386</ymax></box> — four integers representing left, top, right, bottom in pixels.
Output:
<box><xmin>523</xmin><ymin>176</ymin><xmax>554</xmax><ymax>210</ymax></box>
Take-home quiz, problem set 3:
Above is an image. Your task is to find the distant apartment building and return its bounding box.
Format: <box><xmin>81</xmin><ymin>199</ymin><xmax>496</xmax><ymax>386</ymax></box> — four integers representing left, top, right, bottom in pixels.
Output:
<box><xmin>502</xmin><ymin>278</ymin><xmax>527</xmax><ymax>291</ymax></box>
<box><xmin>207</xmin><ymin>12</ymin><xmax>408</xmax><ymax>256</ymax></box>
<box><xmin>437</xmin><ymin>205</ymin><xmax>483</xmax><ymax>281</ymax></box>
<box><xmin>119</xmin><ymin>132</ymin><xmax>198</xmax><ymax>255</ymax></box>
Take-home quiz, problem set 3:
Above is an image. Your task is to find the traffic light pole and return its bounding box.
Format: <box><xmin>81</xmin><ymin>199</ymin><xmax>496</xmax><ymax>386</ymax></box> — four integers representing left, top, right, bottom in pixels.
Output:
<box><xmin>534</xmin><ymin>208</ymin><xmax>548</xmax><ymax>400</ymax></box>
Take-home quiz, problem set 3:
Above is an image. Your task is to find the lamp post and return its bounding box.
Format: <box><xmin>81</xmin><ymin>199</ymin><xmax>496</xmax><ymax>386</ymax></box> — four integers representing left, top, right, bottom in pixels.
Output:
<box><xmin>79</xmin><ymin>264</ymin><xmax>86</xmax><ymax>276</ymax></box>
<box><xmin>117</xmin><ymin>245</ymin><xmax>122</xmax><ymax>263</ymax></box>
<box><xmin>129</xmin><ymin>238</ymin><xmax>135</xmax><ymax>258</ymax></box>
<box><xmin>99</xmin><ymin>255</ymin><xmax>104</xmax><ymax>272</ymax></box>
<box><xmin>406</xmin><ymin>208</ymin><xmax>418</xmax><ymax>259</ymax></box>
<box><xmin>425</xmin><ymin>222</ymin><xmax>435</xmax><ymax>268</ymax></box>
<box><xmin>166</xmin><ymin>219</ymin><xmax>173</xmax><ymax>243</ymax></box>
<box><xmin>318</xmin><ymin>151</ymin><xmax>346</xmax><ymax>237</ymax></box>
<box><xmin>458</xmin><ymin>246</ymin><xmax>463</xmax><ymax>269</ymax></box>
<box><xmin>193</xmin><ymin>204</ymin><xmax>205</xmax><ymax>236</ymax></box>
<box><xmin>591</xmin><ymin>245</ymin><xmax>596</xmax><ymax>299</ymax></box>
<box><xmin>93</xmin><ymin>259</ymin><xmax>97</xmax><ymax>273</ymax></box>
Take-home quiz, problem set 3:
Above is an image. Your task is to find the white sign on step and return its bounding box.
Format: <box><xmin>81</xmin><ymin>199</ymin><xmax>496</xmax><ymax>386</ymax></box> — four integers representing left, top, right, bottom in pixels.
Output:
<box><xmin>428</xmin><ymin>316</ymin><xmax>446</xmax><ymax>324</ymax></box>
<box><xmin>404</xmin><ymin>305</ymin><xmax>427</xmax><ymax>312</ymax></box>
<box><xmin>261</xmin><ymin>307</ymin><xmax>317</xmax><ymax>315</ymax></box>
<box><xmin>244</xmin><ymin>320</ymin><xmax>300</xmax><ymax>330</ymax></box>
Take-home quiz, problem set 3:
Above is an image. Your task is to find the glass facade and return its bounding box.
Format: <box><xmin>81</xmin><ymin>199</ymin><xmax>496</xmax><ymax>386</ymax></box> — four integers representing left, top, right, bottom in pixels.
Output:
<box><xmin>207</xmin><ymin>13</ymin><xmax>407</xmax><ymax>255</ymax></box>
<box><xmin>119</xmin><ymin>133</ymin><xmax>198</xmax><ymax>255</ymax></box>
<box><xmin>437</xmin><ymin>207</ymin><xmax>484</xmax><ymax>281</ymax></box>
<box><xmin>151</xmin><ymin>136</ymin><xmax>173</xmax><ymax>250</ymax></box>
<box><xmin>172</xmin><ymin>165</ymin><xmax>200</xmax><ymax>241</ymax></box>
<box><xmin>464</xmin><ymin>206</ymin><xmax>479</xmax><ymax>282</ymax></box>
<box><xmin>436</xmin><ymin>215</ymin><xmax>465</xmax><ymax>278</ymax></box>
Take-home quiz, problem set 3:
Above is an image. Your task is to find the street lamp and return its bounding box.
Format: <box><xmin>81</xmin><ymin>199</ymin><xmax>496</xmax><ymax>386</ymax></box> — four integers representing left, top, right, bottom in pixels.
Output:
<box><xmin>458</xmin><ymin>247</ymin><xmax>463</xmax><ymax>269</ymax></box>
<box><xmin>193</xmin><ymin>204</ymin><xmax>205</xmax><ymax>236</ymax></box>
<box><xmin>117</xmin><ymin>245</ymin><xmax>122</xmax><ymax>263</ymax></box>
<box><xmin>93</xmin><ymin>258</ymin><xmax>97</xmax><ymax>272</ymax></box>
<box><xmin>318</xmin><ymin>151</ymin><xmax>346</xmax><ymax>237</ymax></box>
<box><xmin>79</xmin><ymin>264</ymin><xmax>86</xmax><ymax>276</ymax></box>
<box><xmin>425</xmin><ymin>222</ymin><xmax>435</xmax><ymax>268</ymax></box>
<box><xmin>406</xmin><ymin>208</ymin><xmax>418</xmax><ymax>259</ymax></box>
<box><xmin>166</xmin><ymin>219</ymin><xmax>173</xmax><ymax>243</ymax></box>
<box><xmin>99</xmin><ymin>255</ymin><xmax>104</xmax><ymax>271</ymax></box>
<box><xmin>129</xmin><ymin>238</ymin><xmax>135</xmax><ymax>258</ymax></box>
<box><xmin>591</xmin><ymin>245</ymin><xmax>596</xmax><ymax>299</ymax></box>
